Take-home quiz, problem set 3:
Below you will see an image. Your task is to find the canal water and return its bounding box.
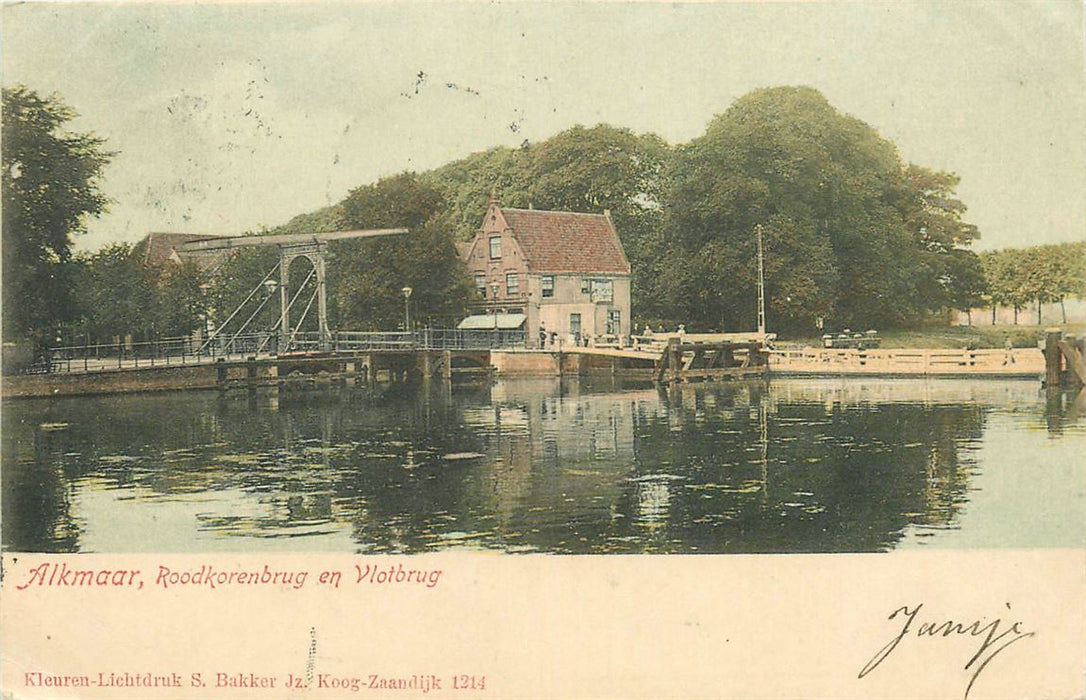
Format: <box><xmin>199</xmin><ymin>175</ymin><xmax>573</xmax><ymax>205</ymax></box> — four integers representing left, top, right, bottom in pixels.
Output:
<box><xmin>3</xmin><ymin>378</ymin><xmax>1083</xmax><ymax>553</ymax></box>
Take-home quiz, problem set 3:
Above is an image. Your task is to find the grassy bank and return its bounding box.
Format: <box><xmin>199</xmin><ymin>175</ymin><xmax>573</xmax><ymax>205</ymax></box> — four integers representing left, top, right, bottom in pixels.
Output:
<box><xmin>786</xmin><ymin>323</ymin><xmax>1086</xmax><ymax>349</ymax></box>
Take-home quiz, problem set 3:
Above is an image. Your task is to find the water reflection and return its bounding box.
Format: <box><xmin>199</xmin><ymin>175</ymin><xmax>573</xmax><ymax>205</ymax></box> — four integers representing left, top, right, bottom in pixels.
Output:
<box><xmin>3</xmin><ymin>377</ymin><xmax>1082</xmax><ymax>553</ymax></box>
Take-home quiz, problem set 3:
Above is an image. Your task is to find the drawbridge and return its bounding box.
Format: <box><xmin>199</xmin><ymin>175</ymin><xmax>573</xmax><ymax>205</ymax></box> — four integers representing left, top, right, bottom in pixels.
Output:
<box><xmin>177</xmin><ymin>228</ymin><xmax>407</xmax><ymax>353</ymax></box>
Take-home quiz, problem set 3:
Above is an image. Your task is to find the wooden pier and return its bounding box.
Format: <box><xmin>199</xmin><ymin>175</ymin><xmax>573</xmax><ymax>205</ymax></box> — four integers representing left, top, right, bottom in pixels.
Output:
<box><xmin>490</xmin><ymin>337</ymin><xmax>769</xmax><ymax>383</ymax></box>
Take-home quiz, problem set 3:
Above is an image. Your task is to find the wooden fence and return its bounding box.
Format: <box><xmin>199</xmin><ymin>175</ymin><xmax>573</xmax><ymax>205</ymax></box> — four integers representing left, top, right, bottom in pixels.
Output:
<box><xmin>769</xmin><ymin>347</ymin><xmax>1045</xmax><ymax>377</ymax></box>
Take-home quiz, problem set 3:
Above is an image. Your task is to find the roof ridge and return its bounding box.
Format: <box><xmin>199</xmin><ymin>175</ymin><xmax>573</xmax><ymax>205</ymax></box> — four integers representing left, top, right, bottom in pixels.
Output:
<box><xmin>501</xmin><ymin>207</ymin><xmax>606</xmax><ymax>217</ymax></box>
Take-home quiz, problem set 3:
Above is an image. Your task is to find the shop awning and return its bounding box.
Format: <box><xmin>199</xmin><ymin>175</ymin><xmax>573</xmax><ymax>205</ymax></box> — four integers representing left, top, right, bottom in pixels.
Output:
<box><xmin>457</xmin><ymin>313</ymin><xmax>527</xmax><ymax>330</ymax></box>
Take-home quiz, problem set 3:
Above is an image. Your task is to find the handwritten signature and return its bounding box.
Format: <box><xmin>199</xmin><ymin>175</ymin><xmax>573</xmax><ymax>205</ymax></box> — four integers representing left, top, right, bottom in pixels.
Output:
<box><xmin>859</xmin><ymin>602</ymin><xmax>1034</xmax><ymax>700</ymax></box>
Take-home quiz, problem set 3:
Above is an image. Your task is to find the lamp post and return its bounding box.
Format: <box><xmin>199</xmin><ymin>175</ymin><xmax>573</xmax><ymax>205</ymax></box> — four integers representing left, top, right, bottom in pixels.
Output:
<box><xmin>262</xmin><ymin>279</ymin><xmax>279</xmax><ymax>351</ymax></box>
<box><xmin>402</xmin><ymin>286</ymin><xmax>413</xmax><ymax>332</ymax></box>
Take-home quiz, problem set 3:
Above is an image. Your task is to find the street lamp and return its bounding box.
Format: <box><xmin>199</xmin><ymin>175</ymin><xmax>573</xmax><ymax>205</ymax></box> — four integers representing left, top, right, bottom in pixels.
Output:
<box><xmin>401</xmin><ymin>286</ymin><xmax>412</xmax><ymax>331</ymax></box>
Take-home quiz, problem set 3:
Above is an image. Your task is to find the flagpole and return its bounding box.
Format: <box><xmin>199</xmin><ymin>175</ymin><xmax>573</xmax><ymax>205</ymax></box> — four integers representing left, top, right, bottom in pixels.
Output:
<box><xmin>756</xmin><ymin>224</ymin><xmax>766</xmax><ymax>337</ymax></box>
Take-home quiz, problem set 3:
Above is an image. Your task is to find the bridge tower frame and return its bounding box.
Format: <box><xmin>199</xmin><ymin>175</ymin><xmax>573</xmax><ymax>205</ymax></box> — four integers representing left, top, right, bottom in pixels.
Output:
<box><xmin>177</xmin><ymin>228</ymin><xmax>407</xmax><ymax>351</ymax></box>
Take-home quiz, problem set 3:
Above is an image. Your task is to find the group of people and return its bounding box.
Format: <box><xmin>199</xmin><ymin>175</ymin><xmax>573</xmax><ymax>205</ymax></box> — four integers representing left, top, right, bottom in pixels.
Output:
<box><xmin>534</xmin><ymin>323</ymin><xmax>687</xmax><ymax>350</ymax></box>
<box><xmin>537</xmin><ymin>325</ymin><xmax>594</xmax><ymax>349</ymax></box>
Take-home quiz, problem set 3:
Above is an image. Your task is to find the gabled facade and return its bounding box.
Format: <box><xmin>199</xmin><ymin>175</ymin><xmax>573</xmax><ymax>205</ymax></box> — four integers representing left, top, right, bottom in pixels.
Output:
<box><xmin>460</xmin><ymin>200</ymin><xmax>632</xmax><ymax>346</ymax></box>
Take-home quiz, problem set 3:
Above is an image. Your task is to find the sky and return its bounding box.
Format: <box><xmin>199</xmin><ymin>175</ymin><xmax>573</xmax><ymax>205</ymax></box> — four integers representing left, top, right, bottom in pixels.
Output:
<box><xmin>3</xmin><ymin>1</ymin><xmax>1084</xmax><ymax>253</ymax></box>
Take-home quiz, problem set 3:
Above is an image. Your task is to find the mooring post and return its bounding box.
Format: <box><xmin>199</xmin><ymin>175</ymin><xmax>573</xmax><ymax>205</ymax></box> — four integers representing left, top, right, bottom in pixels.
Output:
<box><xmin>421</xmin><ymin>351</ymin><xmax>434</xmax><ymax>386</ymax></box>
<box><xmin>668</xmin><ymin>336</ymin><xmax>682</xmax><ymax>384</ymax></box>
<box><xmin>1065</xmin><ymin>333</ymin><xmax>1086</xmax><ymax>388</ymax></box>
<box><xmin>443</xmin><ymin>350</ymin><xmax>453</xmax><ymax>382</ymax></box>
<box><xmin>1044</xmin><ymin>328</ymin><xmax>1062</xmax><ymax>388</ymax></box>
<box><xmin>1078</xmin><ymin>335</ymin><xmax>1086</xmax><ymax>386</ymax></box>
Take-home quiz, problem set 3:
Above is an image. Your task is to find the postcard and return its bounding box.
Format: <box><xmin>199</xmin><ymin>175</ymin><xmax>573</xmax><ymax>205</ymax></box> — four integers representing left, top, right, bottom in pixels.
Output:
<box><xmin>2</xmin><ymin>2</ymin><xmax>1084</xmax><ymax>699</ymax></box>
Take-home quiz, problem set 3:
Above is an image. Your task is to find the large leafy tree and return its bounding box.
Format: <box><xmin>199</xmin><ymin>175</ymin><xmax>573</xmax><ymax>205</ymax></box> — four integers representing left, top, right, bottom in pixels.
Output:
<box><xmin>70</xmin><ymin>244</ymin><xmax>208</xmax><ymax>343</ymax></box>
<box><xmin>331</xmin><ymin>173</ymin><xmax>473</xmax><ymax>330</ymax></box>
<box><xmin>894</xmin><ymin>165</ymin><xmax>985</xmax><ymax>315</ymax></box>
<box><xmin>73</xmin><ymin>244</ymin><xmax>156</xmax><ymax>342</ymax></box>
<box><xmin>2</xmin><ymin>86</ymin><xmax>112</xmax><ymax>346</ymax></box>
<box><xmin>660</xmin><ymin>86</ymin><xmax>981</xmax><ymax>333</ymax></box>
<box><xmin>424</xmin><ymin>146</ymin><xmax>533</xmax><ymax>241</ymax></box>
<box><xmin>155</xmin><ymin>260</ymin><xmax>209</xmax><ymax>338</ymax></box>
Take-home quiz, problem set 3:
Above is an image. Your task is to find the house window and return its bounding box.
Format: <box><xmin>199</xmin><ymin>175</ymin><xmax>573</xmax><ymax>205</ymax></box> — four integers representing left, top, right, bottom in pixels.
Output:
<box><xmin>587</xmin><ymin>279</ymin><xmax>613</xmax><ymax>303</ymax></box>
<box><xmin>541</xmin><ymin>275</ymin><xmax>554</xmax><ymax>298</ymax></box>
<box><xmin>607</xmin><ymin>310</ymin><xmax>621</xmax><ymax>335</ymax></box>
<box><xmin>475</xmin><ymin>274</ymin><xmax>486</xmax><ymax>298</ymax></box>
<box><xmin>489</xmin><ymin>236</ymin><xmax>502</xmax><ymax>259</ymax></box>
<box><xmin>506</xmin><ymin>272</ymin><xmax>519</xmax><ymax>296</ymax></box>
<box><xmin>570</xmin><ymin>313</ymin><xmax>582</xmax><ymax>338</ymax></box>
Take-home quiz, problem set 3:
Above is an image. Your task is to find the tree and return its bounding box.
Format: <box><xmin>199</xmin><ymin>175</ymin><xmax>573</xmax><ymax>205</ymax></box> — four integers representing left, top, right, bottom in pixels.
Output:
<box><xmin>981</xmin><ymin>249</ymin><xmax>1032</xmax><ymax>325</ymax></box>
<box><xmin>659</xmin><ymin>86</ymin><xmax>981</xmax><ymax>333</ymax></box>
<box><xmin>893</xmin><ymin>165</ymin><xmax>984</xmax><ymax>315</ymax></box>
<box><xmin>155</xmin><ymin>260</ymin><xmax>209</xmax><ymax>338</ymax></box>
<box><xmin>981</xmin><ymin>242</ymin><xmax>1086</xmax><ymax>325</ymax></box>
<box><xmin>73</xmin><ymin>244</ymin><xmax>157</xmax><ymax>342</ymax></box>
<box><xmin>943</xmin><ymin>249</ymin><xmax>988</xmax><ymax>325</ymax></box>
<box><xmin>1050</xmin><ymin>241</ymin><xmax>1086</xmax><ymax>322</ymax></box>
<box><xmin>331</xmin><ymin>174</ymin><xmax>473</xmax><ymax>330</ymax></box>
<box><xmin>424</xmin><ymin>145</ymin><xmax>533</xmax><ymax>241</ymax></box>
<box><xmin>69</xmin><ymin>244</ymin><xmax>208</xmax><ymax>344</ymax></box>
<box><xmin>2</xmin><ymin>86</ymin><xmax>112</xmax><ymax>346</ymax></box>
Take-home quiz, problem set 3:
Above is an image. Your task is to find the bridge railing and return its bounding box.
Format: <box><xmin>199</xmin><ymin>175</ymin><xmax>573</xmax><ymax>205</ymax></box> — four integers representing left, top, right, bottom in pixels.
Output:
<box><xmin>25</xmin><ymin>333</ymin><xmax>278</xmax><ymax>374</ymax></box>
<box><xmin>328</xmin><ymin>331</ymin><xmax>415</xmax><ymax>352</ymax></box>
<box><xmin>299</xmin><ymin>329</ymin><xmax>526</xmax><ymax>352</ymax></box>
<box><xmin>20</xmin><ymin>328</ymin><xmax>528</xmax><ymax>374</ymax></box>
<box><xmin>417</xmin><ymin>328</ymin><xmax>526</xmax><ymax>350</ymax></box>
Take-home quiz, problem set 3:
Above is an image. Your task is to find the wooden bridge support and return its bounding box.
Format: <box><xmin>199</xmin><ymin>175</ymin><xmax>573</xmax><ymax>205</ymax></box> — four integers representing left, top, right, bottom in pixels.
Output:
<box><xmin>654</xmin><ymin>338</ymin><xmax>768</xmax><ymax>385</ymax></box>
<box><xmin>1046</xmin><ymin>329</ymin><xmax>1086</xmax><ymax>389</ymax></box>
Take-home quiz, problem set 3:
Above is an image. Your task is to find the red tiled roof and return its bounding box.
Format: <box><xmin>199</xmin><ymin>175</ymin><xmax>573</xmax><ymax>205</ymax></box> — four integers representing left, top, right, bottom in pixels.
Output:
<box><xmin>132</xmin><ymin>232</ymin><xmax>229</xmax><ymax>272</ymax></box>
<box><xmin>500</xmin><ymin>208</ymin><xmax>630</xmax><ymax>275</ymax></box>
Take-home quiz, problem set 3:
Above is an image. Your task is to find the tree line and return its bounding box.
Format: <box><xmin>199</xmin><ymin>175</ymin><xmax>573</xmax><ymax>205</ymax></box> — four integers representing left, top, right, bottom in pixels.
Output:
<box><xmin>978</xmin><ymin>242</ymin><xmax>1086</xmax><ymax>325</ymax></box>
<box><xmin>6</xmin><ymin>84</ymin><xmax>1083</xmax><ymax>352</ymax></box>
<box><xmin>263</xmin><ymin>86</ymin><xmax>989</xmax><ymax>335</ymax></box>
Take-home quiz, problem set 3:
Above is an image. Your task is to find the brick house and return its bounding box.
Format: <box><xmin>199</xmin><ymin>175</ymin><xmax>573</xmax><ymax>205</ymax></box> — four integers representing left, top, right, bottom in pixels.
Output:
<box><xmin>459</xmin><ymin>200</ymin><xmax>632</xmax><ymax>347</ymax></box>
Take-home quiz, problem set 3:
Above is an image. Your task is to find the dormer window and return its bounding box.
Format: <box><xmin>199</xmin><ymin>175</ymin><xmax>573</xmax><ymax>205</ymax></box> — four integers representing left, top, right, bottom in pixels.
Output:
<box><xmin>489</xmin><ymin>236</ymin><xmax>501</xmax><ymax>259</ymax></box>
